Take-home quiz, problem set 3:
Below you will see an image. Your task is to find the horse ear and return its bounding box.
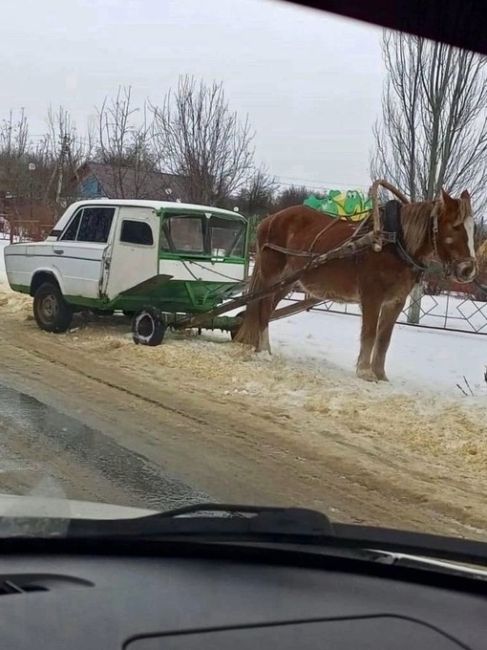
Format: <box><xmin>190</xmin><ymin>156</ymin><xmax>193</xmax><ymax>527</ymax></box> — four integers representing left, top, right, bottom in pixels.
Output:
<box><xmin>441</xmin><ymin>188</ymin><xmax>453</xmax><ymax>205</ymax></box>
<box><xmin>460</xmin><ymin>189</ymin><xmax>470</xmax><ymax>200</ymax></box>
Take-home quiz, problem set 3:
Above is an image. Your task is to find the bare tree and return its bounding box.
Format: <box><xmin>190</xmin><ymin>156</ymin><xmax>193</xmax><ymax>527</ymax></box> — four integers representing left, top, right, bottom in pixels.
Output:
<box><xmin>274</xmin><ymin>184</ymin><xmax>312</xmax><ymax>212</ymax></box>
<box><xmin>42</xmin><ymin>106</ymin><xmax>91</xmax><ymax>204</ymax></box>
<box><xmin>0</xmin><ymin>109</ymin><xmax>30</xmax><ymax>198</ymax></box>
<box><xmin>372</xmin><ymin>33</ymin><xmax>487</xmax><ymax>322</ymax></box>
<box><xmin>151</xmin><ymin>76</ymin><xmax>254</xmax><ymax>205</ymax></box>
<box><xmin>0</xmin><ymin>109</ymin><xmax>29</xmax><ymax>159</ymax></box>
<box><xmin>96</xmin><ymin>86</ymin><xmax>157</xmax><ymax>198</ymax></box>
<box><xmin>236</xmin><ymin>166</ymin><xmax>277</xmax><ymax>216</ymax></box>
<box><xmin>373</xmin><ymin>33</ymin><xmax>487</xmax><ymax>204</ymax></box>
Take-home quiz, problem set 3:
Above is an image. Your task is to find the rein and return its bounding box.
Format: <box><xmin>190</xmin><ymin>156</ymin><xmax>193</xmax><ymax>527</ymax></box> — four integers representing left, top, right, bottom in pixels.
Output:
<box><xmin>264</xmin><ymin>214</ymin><xmax>371</xmax><ymax>260</ymax></box>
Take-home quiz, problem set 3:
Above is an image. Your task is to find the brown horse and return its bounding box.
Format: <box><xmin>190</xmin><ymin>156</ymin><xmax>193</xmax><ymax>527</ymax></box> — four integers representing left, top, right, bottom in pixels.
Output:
<box><xmin>235</xmin><ymin>189</ymin><xmax>477</xmax><ymax>381</ymax></box>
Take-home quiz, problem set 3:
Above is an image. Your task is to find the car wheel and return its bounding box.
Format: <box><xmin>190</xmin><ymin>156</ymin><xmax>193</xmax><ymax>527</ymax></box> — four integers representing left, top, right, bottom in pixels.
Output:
<box><xmin>33</xmin><ymin>282</ymin><xmax>73</xmax><ymax>333</ymax></box>
<box><xmin>132</xmin><ymin>308</ymin><xmax>166</xmax><ymax>346</ymax></box>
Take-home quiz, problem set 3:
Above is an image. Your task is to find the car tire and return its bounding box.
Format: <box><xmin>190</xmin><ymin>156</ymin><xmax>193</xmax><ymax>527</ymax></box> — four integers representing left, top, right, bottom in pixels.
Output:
<box><xmin>132</xmin><ymin>308</ymin><xmax>166</xmax><ymax>346</ymax></box>
<box><xmin>33</xmin><ymin>281</ymin><xmax>73</xmax><ymax>333</ymax></box>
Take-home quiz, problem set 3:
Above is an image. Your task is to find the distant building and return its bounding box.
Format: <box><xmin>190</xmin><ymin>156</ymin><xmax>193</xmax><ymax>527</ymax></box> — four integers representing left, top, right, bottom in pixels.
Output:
<box><xmin>73</xmin><ymin>161</ymin><xmax>188</xmax><ymax>202</ymax></box>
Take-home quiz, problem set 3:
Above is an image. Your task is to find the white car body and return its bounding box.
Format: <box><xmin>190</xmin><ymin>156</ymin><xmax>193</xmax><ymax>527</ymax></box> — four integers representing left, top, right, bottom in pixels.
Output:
<box><xmin>3</xmin><ymin>199</ymin><xmax>247</xmax><ymax>307</ymax></box>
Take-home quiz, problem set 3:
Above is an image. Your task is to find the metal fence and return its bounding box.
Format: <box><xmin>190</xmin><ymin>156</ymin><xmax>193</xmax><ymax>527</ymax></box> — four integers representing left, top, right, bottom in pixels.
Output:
<box><xmin>0</xmin><ymin>217</ymin><xmax>52</xmax><ymax>243</ymax></box>
<box><xmin>288</xmin><ymin>288</ymin><xmax>487</xmax><ymax>336</ymax></box>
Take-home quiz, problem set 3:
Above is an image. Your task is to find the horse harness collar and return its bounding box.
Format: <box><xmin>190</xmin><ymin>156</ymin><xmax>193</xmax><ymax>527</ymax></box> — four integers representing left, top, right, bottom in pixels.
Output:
<box><xmin>381</xmin><ymin>199</ymin><xmax>438</xmax><ymax>274</ymax></box>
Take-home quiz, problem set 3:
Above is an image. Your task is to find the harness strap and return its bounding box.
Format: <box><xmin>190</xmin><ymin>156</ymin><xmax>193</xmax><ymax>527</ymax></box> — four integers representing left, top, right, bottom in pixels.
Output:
<box><xmin>307</xmin><ymin>218</ymin><xmax>341</xmax><ymax>253</ymax></box>
<box><xmin>381</xmin><ymin>199</ymin><xmax>430</xmax><ymax>273</ymax></box>
<box><xmin>264</xmin><ymin>242</ymin><xmax>315</xmax><ymax>257</ymax></box>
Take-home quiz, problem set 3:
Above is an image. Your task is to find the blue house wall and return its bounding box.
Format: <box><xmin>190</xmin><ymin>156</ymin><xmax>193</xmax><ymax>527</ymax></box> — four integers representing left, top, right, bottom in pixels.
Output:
<box><xmin>78</xmin><ymin>174</ymin><xmax>104</xmax><ymax>198</ymax></box>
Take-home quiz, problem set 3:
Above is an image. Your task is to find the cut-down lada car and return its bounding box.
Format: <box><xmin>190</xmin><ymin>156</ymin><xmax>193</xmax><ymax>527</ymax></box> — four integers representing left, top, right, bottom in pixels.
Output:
<box><xmin>3</xmin><ymin>199</ymin><xmax>250</xmax><ymax>345</ymax></box>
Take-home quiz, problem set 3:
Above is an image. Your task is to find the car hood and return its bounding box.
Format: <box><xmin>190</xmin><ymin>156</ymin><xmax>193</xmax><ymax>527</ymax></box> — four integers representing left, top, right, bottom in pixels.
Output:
<box><xmin>0</xmin><ymin>493</ymin><xmax>155</xmax><ymax>520</ymax></box>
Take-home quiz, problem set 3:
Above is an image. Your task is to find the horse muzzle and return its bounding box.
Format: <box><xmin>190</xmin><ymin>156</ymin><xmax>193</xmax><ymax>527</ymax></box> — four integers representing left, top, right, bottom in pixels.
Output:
<box><xmin>453</xmin><ymin>259</ymin><xmax>478</xmax><ymax>284</ymax></box>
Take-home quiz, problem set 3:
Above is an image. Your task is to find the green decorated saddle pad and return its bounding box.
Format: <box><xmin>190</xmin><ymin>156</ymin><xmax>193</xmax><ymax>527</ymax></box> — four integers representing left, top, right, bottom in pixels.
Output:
<box><xmin>304</xmin><ymin>190</ymin><xmax>373</xmax><ymax>222</ymax></box>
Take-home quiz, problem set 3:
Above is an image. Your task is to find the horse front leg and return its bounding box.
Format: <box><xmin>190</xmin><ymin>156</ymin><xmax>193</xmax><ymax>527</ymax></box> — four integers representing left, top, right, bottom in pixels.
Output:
<box><xmin>357</xmin><ymin>294</ymin><xmax>382</xmax><ymax>381</ymax></box>
<box><xmin>371</xmin><ymin>297</ymin><xmax>407</xmax><ymax>381</ymax></box>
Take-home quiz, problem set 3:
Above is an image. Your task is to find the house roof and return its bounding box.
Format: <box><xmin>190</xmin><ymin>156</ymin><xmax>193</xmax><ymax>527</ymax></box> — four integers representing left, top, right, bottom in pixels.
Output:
<box><xmin>77</xmin><ymin>161</ymin><xmax>188</xmax><ymax>201</ymax></box>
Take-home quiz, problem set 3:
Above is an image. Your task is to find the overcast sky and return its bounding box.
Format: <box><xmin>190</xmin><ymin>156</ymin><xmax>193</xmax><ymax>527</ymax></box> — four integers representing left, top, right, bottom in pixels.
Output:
<box><xmin>1</xmin><ymin>0</ymin><xmax>383</xmax><ymax>190</ymax></box>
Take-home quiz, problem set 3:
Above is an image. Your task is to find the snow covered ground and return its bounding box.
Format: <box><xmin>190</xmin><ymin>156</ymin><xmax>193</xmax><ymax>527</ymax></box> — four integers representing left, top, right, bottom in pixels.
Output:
<box><xmin>1</xmin><ymin>238</ymin><xmax>485</xmax><ymax>399</ymax></box>
<box><xmin>270</xmin><ymin>306</ymin><xmax>486</xmax><ymax>397</ymax></box>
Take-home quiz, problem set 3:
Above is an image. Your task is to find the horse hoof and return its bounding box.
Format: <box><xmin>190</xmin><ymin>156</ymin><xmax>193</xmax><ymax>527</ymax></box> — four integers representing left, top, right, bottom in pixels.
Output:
<box><xmin>356</xmin><ymin>367</ymin><xmax>378</xmax><ymax>382</ymax></box>
<box><xmin>372</xmin><ymin>368</ymin><xmax>389</xmax><ymax>382</ymax></box>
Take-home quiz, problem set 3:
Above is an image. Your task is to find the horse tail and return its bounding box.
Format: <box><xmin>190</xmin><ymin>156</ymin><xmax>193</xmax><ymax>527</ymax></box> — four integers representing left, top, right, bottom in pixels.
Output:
<box><xmin>234</xmin><ymin>213</ymin><xmax>286</xmax><ymax>350</ymax></box>
<box><xmin>233</xmin><ymin>251</ymin><xmax>267</xmax><ymax>348</ymax></box>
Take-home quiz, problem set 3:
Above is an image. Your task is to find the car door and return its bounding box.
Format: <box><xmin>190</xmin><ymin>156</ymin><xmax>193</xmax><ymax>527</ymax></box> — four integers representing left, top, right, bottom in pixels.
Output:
<box><xmin>57</xmin><ymin>206</ymin><xmax>116</xmax><ymax>299</ymax></box>
<box><xmin>103</xmin><ymin>206</ymin><xmax>159</xmax><ymax>300</ymax></box>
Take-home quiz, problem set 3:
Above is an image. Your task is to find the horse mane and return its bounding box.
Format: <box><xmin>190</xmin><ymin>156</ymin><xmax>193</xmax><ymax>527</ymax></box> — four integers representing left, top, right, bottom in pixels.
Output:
<box><xmin>400</xmin><ymin>201</ymin><xmax>435</xmax><ymax>256</ymax></box>
<box><xmin>400</xmin><ymin>196</ymin><xmax>472</xmax><ymax>255</ymax></box>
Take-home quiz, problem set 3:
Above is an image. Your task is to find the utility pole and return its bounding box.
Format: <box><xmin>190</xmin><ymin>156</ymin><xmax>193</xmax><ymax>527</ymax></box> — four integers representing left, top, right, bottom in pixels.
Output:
<box><xmin>28</xmin><ymin>162</ymin><xmax>36</xmax><ymax>220</ymax></box>
<box><xmin>55</xmin><ymin>134</ymin><xmax>69</xmax><ymax>205</ymax></box>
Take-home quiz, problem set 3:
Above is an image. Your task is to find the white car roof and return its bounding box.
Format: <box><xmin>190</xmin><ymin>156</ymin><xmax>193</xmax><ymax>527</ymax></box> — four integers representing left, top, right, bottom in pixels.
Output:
<box><xmin>50</xmin><ymin>199</ymin><xmax>246</xmax><ymax>238</ymax></box>
<box><xmin>71</xmin><ymin>199</ymin><xmax>243</xmax><ymax>218</ymax></box>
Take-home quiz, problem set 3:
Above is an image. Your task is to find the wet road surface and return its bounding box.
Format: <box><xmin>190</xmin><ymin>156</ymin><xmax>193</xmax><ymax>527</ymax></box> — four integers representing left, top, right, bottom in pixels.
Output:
<box><xmin>0</xmin><ymin>382</ymin><xmax>209</xmax><ymax>511</ymax></box>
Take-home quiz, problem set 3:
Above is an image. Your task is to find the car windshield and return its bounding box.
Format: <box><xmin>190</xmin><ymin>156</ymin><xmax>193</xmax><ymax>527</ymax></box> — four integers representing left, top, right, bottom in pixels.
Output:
<box><xmin>0</xmin><ymin>0</ymin><xmax>485</xmax><ymax>549</ymax></box>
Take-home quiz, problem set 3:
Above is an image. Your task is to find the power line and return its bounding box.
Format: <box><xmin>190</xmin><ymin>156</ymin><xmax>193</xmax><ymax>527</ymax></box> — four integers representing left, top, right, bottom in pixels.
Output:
<box><xmin>275</xmin><ymin>178</ymin><xmax>369</xmax><ymax>192</ymax></box>
<box><xmin>273</xmin><ymin>174</ymin><xmax>369</xmax><ymax>191</ymax></box>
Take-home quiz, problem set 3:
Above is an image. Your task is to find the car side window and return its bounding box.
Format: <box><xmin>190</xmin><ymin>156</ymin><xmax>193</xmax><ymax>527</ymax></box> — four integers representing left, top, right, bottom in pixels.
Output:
<box><xmin>77</xmin><ymin>207</ymin><xmax>115</xmax><ymax>243</ymax></box>
<box><xmin>162</xmin><ymin>215</ymin><xmax>204</xmax><ymax>253</ymax></box>
<box><xmin>209</xmin><ymin>216</ymin><xmax>245</xmax><ymax>257</ymax></box>
<box><xmin>120</xmin><ymin>220</ymin><xmax>154</xmax><ymax>246</ymax></box>
<box><xmin>61</xmin><ymin>209</ymin><xmax>83</xmax><ymax>241</ymax></box>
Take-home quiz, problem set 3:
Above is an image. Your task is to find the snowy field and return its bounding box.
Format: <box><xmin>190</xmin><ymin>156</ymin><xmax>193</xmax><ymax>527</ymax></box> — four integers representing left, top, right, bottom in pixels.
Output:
<box><xmin>271</xmin><ymin>305</ymin><xmax>486</xmax><ymax>398</ymax></box>
<box><xmin>1</xmin><ymin>239</ymin><xmax>486</xmax><ymax>400</ymax></box>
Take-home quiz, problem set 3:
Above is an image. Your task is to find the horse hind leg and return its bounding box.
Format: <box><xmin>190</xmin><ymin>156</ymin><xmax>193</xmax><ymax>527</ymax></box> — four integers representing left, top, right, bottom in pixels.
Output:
<box><xmin>257</xmin><ymin>286</ymin><xmax>292</xmax><ymax>354</ymax></box>
<box><xmin>234</xmin><ymin>249</ymin><xmax>286</xmax><ymax>353</ymax></box>
<box><xmin>235</xmin><ymin>292</ymin><xmax>276</xmax><ymax>352</ymax></box>
<box><xmin>255</xmin><ymin>296</ymin><xmax>274</xmax><ymax>353</ymax></box>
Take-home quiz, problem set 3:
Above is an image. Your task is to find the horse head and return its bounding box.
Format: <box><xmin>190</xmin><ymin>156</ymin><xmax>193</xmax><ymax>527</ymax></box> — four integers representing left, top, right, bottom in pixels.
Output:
<box><xmin>434</xmin><ymin>189</ymin><xmax>477</xmax><ymax>283</ymax></box>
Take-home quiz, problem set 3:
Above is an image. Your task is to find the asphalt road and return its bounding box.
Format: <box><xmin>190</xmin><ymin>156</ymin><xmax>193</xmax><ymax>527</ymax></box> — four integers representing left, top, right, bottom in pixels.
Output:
<box><xmin>0</xmin><ymin>382</ymin><xmax>209</xmax><ymax>511</ymax></box>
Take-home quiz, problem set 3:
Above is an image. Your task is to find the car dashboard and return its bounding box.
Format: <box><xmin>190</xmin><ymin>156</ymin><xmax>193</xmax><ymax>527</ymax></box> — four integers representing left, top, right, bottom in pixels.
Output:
<box><xmin>0</xmin><ymin>547</ymin><xmax>486</xmax><ymax>649</ymax></box>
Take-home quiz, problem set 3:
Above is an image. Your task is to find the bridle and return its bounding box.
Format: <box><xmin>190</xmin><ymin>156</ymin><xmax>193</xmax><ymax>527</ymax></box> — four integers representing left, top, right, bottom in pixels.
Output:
<box><xmin>386</xmin><ymin>202</ymin><xmax>469</xmax><ymax>280</ymax></box>
<box><xmin>428</xmin><ymin>206</ymin><xmax>476</xmax><ymax>281</ymax></box>
<box><xmin>428</xmin><ymin>209</ymin><xmax>451</xmax><ymax>277</ymax></box>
